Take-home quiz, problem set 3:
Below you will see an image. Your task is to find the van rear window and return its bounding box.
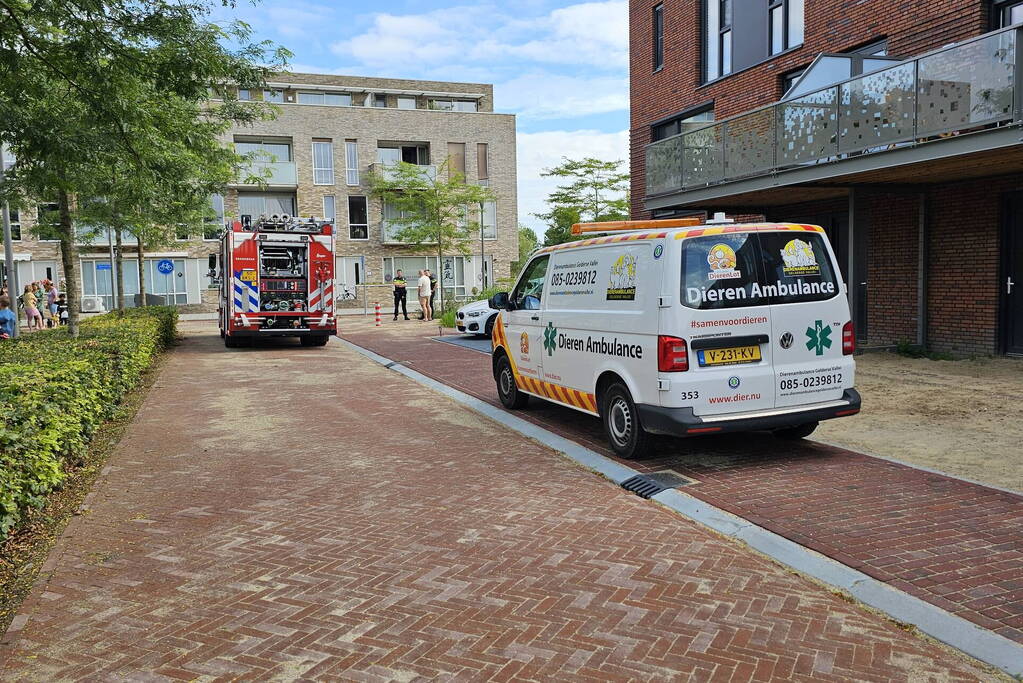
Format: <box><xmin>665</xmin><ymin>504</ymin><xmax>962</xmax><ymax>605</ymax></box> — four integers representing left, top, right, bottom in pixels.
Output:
<box><xmin>681</xmin><ymin>232</ymin><xmax>840</xmax><ymax>309</ymax></box>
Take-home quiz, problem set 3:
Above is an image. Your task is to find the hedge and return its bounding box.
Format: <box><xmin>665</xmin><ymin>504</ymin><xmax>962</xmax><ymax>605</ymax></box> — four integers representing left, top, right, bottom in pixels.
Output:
<box><xmin>0</xmin><ymin>306</ymin><xmax>178</xmax><ymax>536</ymax></box>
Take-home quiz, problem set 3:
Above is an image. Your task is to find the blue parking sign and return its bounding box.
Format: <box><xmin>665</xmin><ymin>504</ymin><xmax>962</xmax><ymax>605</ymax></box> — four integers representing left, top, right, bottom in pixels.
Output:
<box><xmin>156</xmin><ymin>259</ymin><xmax>175</xmax><ymax>275</ymax></box>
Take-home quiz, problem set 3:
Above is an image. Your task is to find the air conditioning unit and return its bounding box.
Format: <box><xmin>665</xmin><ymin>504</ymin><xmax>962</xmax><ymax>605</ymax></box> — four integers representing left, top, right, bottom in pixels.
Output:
<box><xmin>81</xmin><ymin>296</ymin><xmax>106</xmax><ymax>313</ymax></box>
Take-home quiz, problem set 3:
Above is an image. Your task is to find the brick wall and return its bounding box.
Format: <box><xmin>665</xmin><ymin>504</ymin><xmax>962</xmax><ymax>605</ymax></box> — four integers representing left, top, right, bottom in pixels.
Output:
<box><xmin>865</xmin><ymin>193</ymin><xmax>919</xmax><ymax>346</ymax></box>
<box><xmin>630</xmin><ymin>0</ymin><xmax>990</xmax><ymax>219</ymax></box>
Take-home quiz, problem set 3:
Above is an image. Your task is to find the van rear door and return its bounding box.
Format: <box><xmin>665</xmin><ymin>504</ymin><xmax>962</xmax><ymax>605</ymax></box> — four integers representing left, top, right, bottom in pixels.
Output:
<box><xmin>676</xmin><ymin>232</ymin><xmax>776</xmax><ymax>416</ymax></box>
<box><xmin>760</xmin><ymin>230</ymin><xmax>852</xmax><ymax>409</ymax></box>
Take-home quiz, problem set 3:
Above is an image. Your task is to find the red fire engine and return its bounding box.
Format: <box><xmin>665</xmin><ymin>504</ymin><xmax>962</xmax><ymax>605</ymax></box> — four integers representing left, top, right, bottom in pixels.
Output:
<box><xmin>213</xmin><ymin>214</ymin><xmax>336</xmax><ymax>347</ymax></box>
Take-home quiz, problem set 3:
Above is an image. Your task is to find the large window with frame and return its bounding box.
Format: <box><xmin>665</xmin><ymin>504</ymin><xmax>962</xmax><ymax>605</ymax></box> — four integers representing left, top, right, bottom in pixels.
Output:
<box><xmin>704</xmin><ymin>0</ymin><xmax>731</xmax><ymax>81</ymax></box>
<box><xmin>651</xmin><ymin>106</ymin><xmax>714</xmax><ymax>141</ymax></box>
<box><xmin>345</xmin><ymin>140</ymin><xmax>359</xmax><ymax>185</ymax></box>
<box><xmin>995</xmin><ymin>0</ymin><xmax>1023</xmax><ymax>26</ymax></box>
<box><xmin>238</xmin><ymin>193</ymin><xmax>295</xmax><ymax>223</ymax></box>
<box><xmin>653</xmin><ymin>4</ymin><xmax>665</xmax><ymax>71</ymax></box>
<box><xmin>768</xmin><ymin>0</ymin><xmax>804</xmax><ymax>56</ymax></box>
<box><xmin>312</xmin><ymin>139</ymin><xmax>334</xmax><ymax>185</ymax></box>
<box><xmin>235</xmin><ymin>138</ymin><xmax>291</xmax><ymax>162</ymax></box>
<box><xmin>7</xmin><ymin>209</ymin><xmax>21</xmax><ymax>241</ymax></box>
<box><xmin>204</xmin><ymin>194</ymin><xmax>225</xmax><ymax>240</ymax></box>
<box><xmin>348</xmin><ymin>196</ymin><xmax>368</xmax><ymax>240</ymax></box>
<box><xmin>35</xmin><ymin>203</ymin><xmax>61</xmax><ymax>241</ymax></box>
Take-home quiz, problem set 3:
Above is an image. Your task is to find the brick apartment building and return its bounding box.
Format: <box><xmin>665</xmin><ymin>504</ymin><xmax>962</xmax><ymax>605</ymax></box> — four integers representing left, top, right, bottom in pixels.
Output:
<box><xmin>630</xmin><ymin>0</ymin><xmax>1023</xmax><ymax>355</ymax></box>
<box><xmin>3</xmin><ymin>73</ymin><xmax>517</xmax><ymax>313</ymax></box>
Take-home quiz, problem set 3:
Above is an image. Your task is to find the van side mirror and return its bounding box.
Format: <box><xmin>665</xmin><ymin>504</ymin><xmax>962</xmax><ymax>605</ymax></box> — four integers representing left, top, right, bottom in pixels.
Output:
<box><xmin>489</xmin><ymin>291</ymin><xmax>510</xmax><ymax>310</ymax></box>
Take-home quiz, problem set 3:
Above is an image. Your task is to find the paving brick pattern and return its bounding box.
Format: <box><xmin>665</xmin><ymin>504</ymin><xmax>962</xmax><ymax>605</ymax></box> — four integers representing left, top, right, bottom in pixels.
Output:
<box><xmin>0</xmin><ymin>325</ymin><xmax>992</xmax><ymax>680</ymax></box>
<box><xmin>343</xmin><ymin>323</ymin><xmax>1023</xmax><ymax>645</ymax></box>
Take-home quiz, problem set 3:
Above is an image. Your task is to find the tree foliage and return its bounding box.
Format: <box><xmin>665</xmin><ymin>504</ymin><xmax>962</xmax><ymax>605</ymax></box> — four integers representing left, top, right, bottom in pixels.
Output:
<box><xmin>368</xmin><ymin>160</ymin><xmax>494</xmax><ymax>313</ymax></box>
<box><xmin>535</xmin><ymin>157</ymin><xmax>630</xmax><ymax>246</ymax></box>
<box><xmin>511</xmin><ymin>225</ymin><xmax>539</xmax><ymax>275</ymax></box>
<box><xmin>0</xmin><ymin>0</ymin><xmax>288</xmax><ymax>334</ymax></box>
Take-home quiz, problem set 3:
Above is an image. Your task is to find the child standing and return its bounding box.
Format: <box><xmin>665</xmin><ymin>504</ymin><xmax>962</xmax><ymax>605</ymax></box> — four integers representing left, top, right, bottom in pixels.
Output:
<box><xmin>56</xmin><ymin>294</ymin><xmax>69</xmax><ymax>325</ymax></box>
<box><xmin>0</xmin><ymin>296</ymin><xmax>16</xmax><ymax>339</ymax></box>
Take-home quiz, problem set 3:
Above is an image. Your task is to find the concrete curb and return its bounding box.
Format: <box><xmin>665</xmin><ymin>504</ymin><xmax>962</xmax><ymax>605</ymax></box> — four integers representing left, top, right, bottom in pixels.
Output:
<box><xmin>339</xmin><ymin>337</ymin><xmax>1023</xmax><ymax>678</ymax></box>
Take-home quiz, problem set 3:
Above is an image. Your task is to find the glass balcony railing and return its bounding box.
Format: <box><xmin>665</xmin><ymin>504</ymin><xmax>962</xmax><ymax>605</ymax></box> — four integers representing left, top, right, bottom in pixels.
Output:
<box><xmin>645</xmin><ymin>26</ymin><xmax>1019</xmax><ymax>197</ymax></box>
<box><xmin>236</xmin><ymin>159</ymin><xmax>297</xmax><ymax>186</ymax></box>
<box><xmin>370</xmin><ymin>162</ymin><xmax>438</xmax><ymax>184</ymax></box>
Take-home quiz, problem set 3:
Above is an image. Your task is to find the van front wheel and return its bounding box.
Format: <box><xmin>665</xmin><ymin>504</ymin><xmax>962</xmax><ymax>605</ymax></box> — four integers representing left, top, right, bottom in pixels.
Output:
<box><xmin>495</xmin><ymin>355</ymin><xmax>529</xmax><ymax>409</ymax></box>
<box><xmin>773</xmin><ymin>421</ymin><xmax>818</xmax><ymax>440</ymax></box>
<box><xmin>601</xmin><ymin>382</ymin><xmax>652</xmax><ymax>460</ymax></box>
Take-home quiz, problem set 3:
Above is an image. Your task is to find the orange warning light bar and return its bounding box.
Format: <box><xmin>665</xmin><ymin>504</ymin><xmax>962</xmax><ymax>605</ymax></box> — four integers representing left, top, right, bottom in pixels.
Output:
<box><xmin>571</xmin><ymin>217</ymin><xmax>702</xmax><ymax>235</ymax></box>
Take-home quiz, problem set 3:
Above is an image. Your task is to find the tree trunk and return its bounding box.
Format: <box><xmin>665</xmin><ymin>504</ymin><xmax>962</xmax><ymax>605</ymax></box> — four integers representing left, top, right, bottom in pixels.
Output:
<box><xmin>137</xmin><ymin>237</ymin><xmax>146</xmax><ymax>305</ymax></box>
<box><xmin>57</xmin><ymin>189</ymin><xmax>80</xmax><ymax>337</ymax></box>
<box><xmin>114</xmin><ymin>226</ymin><xmax>125</xmax><ymax>311</ymax></box>
<box><xmin>437</xmin><ymin>240</ymin><xmax>444</xmax><ymax>317</ymax></box>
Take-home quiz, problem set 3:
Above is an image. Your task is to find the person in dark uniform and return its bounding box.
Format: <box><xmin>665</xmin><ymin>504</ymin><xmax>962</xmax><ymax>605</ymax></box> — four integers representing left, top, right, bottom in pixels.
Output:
<box><xmin>392</xmin><ymin>269</ymin><xmax>409</xmax><ymax>320</ymax></box>
<box><xmin>427</xmin><ymin>269</ymin><xmax>438</xmax><ymax>318</ymax></box>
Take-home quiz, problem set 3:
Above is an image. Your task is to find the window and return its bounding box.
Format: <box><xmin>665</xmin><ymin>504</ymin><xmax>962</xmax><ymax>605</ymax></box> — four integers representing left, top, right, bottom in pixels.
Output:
<box><xmin>849</xmin><ymin>39</ymin><xmax>887</xmax><ymax>56</ymax></box>
<box><xmin>481</xmin><ymin>201</ymin><xmax>497</xmax><ymax>239</ymax></box>
<box><xmin>297</xmin><ymin>91</ymin><xmax>351</xmax><ymax>106</ymax></box>
<box><xmin>680</xmin><ymin>232</ymin><xmax>839</xmax><ymax>309</ymax></box>
<box><xmin>781</xmin><ymin>67</ymin><xmax>805</xmax><ymax>97</ymax></box>
<box><xmin>511</xmin><ymin>255</ymin><xmax>549</xmax><ymax>310</ymax></box>
<box><xmin>653</xmin><ymin>4</ymin><xmax>665</xmax><ymax>71</ymax></box>
<box><xmin>703</xmin><ymin>0</ymin><xmax>732</xmax><ymax>81</ymax></box>
<box><xmin>345</xmin><ymin>140</ymin><xmax>359</xmax><ymax>185</ymax></box>
<box><xmin>768</xmin><ymin>0</ymin><xmax>804</xmax><ymax>56</ymax></box>
<box><xmin>397</xmin><ymin>96</ymin><xmax>417</xmax><ymax>110</ymax></box>
<box><xmin>428</xmin><ymin>99</ymin><xmax>455</xmax><ymax>111</ymax></box>
<box><xmin>995</xmin><ymin>0</ymin><xmax>1023</xmax><ymax>26</ymax></box>
<box><xmin>312</xmin><ymin>139</ymin><xmax>334</xmax><ymax>185</ymax></box>
<box><xmin>36</xmin><ymin>203</ymin><xmax>61</xmax><ymax>241</ymax></box>
<box><xmin>238</xmin><ymin>89</ymin><xmax>251</xmax><ymax>101</ymax></box>
<box><xmin>235</xmin><ymin>138</ymin><xmax>291</xmax><ymax>162</ymax></box>
<box><xmin>447</xmin><ymin>142</ymin><xmax>466</xmax><ymax>179</ymax></box>
<box><xmin>175</xmin><ymin>225</ymin><xmax>190</xmax><ymax>241</ymax></box>
<box><xmin>238</xmin><ymin>193</ymin><xmax>296</xmax><ymax>223</ymax></box>
<box><xmin>263</xmin><ymin>89</ymin><xmax>284</xmax><ymax>103</ymax></box>
<box><xmin>651</xmin><ymin>106</ymin><xmax>714</xmax><ymax>141</ymax></box>
<box><xmin>323</xmin><ymin>195</ymin><xmax>336</xmax><ymax>222</ymax></box>
<box><xmin>383</xmin><ymin>256</ymin><xmax>468</xmax><ymax>295</ymax></box>
<box><xmin>371</xmin><ymin>93</ymin><xmax>387</xmax><ymax>108</ymax></box>
<box><xmin>477</xmin><ymin>143</ymin><xmax>489</xmax><ymax>184</ymax></box>
<box><xmin>377</xmin><ymin>144</ymin><xmax>429</xmax><ymax>165</ymax></box>
<box><xmin>7</xmin><ymin>209</ymin><xmax>21</xmax><ymax>241</ymax></box>
<box><xmin>204</xmin><ymin>194</ymin><xmax>225</xmax><ymax>240</ymax></box>
<box><xmin>455</xmin><ymin>100</ymin><xmax>477</xmax><ymax>112</ymax></box>
<box><xmin>348</xmin><ymin>196</ymin><xmax>368</xmax><ymax>240</ymax></box>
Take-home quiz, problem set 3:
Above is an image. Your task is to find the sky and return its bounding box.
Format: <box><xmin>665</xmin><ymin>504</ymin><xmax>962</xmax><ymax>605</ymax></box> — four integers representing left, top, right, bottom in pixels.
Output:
<box><xmin>213</xmin><ymin>0</ymin><xmax>630</xmax><ymax>237</ymax></box>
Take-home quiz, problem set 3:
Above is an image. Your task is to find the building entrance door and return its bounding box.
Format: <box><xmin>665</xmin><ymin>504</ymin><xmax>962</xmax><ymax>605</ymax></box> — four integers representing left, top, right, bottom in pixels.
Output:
<box><xmin>1002</xmin><ymin>193</ymin><xmax>1023</xmax><ymax>355</ymax></box>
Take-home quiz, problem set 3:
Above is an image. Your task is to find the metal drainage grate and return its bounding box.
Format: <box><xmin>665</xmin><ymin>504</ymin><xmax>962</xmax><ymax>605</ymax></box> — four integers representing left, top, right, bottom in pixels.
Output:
<box><xmin>620</xmin><ymin>471</ymin><xmax>694</xmax><ymax>499</ymax></box>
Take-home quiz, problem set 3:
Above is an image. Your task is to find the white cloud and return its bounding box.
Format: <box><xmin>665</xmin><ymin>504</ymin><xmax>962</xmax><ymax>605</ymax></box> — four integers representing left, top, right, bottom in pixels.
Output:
<box><xmin>496</xmin><ymin>72</ymin><xmax>628</xmax><ymax>119</ymax></box>
<box><xmin>517</xmin><ymin>129</ymin><xmax>629</xmax><ymax>237</ymax></box>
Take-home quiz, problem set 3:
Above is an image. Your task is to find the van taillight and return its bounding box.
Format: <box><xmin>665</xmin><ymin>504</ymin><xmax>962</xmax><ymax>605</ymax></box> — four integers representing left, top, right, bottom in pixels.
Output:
<box><xmin>658</xmin><ymin>336</ymin><xmax>689</xmax><ymax>372</ymax></box>
<box><xmin>842</xmin><ymin>321</ymin><xmax>855</xmax><ymax>355</ymax></box>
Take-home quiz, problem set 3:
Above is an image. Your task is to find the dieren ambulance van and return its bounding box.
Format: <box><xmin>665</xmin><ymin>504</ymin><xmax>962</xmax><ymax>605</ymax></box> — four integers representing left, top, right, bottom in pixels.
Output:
<box><xmin>488</xmin><ymin>216</ymin><xmax>861</xmax><ymax>459</ymax></box>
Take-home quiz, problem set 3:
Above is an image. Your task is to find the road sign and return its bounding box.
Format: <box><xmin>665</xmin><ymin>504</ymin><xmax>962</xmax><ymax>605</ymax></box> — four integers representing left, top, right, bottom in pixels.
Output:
<box><xmin>156</xmin><ymin>259</ymin><xmax>174</xmax><ymax>275</ymax></box>
<box><xmin>96</xmin><ymin>263</ymin><xmax>112</xmax><ymax>271</ymax></box>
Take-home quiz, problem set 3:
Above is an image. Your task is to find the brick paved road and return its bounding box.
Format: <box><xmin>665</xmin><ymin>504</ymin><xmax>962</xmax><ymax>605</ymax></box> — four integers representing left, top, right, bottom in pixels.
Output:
<box><xmin>0</xmin><ymin>323</ymin><xmax>996</xmax><ymax>680</ymax></box>
<box><xmin>344</xmin><ymin>320</ymin><xmax>1023</xmax><ymax>647</ymax></box>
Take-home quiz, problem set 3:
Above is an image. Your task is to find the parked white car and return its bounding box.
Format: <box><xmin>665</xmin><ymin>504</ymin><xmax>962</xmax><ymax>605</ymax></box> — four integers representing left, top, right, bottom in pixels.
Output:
<box><xmin>456</xmin><ymin>299</ymin><xmax>499</xmax><ymax>337</ymax></box>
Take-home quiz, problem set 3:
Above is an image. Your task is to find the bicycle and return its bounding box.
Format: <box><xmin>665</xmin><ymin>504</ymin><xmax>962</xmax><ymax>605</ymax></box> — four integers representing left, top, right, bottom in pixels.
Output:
<box><xmin>336</xmin><ymin>284</ymin><xmax>358</xmax><ymax>301</ymax></box>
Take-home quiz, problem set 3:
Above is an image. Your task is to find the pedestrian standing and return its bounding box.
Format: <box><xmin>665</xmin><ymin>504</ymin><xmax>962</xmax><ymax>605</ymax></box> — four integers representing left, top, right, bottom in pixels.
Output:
<box><xmin>427</xmin><ymin>268</ymin><xmax>438</xmax><ymax>318</ymax></box>
<box><xmin>56</xmin><ymin>294</ymin><xmax>69</xmax><ymax>325</ymax></box>
<box><xmin>46</xmin><ymin>280</ymin><xmax>59</xmax><ymax>328</ymax></box>
<box><xmin>0</xmin><ymin>295</ymin><xmax>16</xmax><ymax>339</ymax></box>
<box><xmin>392</xmin><ymin>269</ymin><xmax>409</xmax><ymax>321</ymax></box>
<box><xmin>21</xmin><ymin>284</ymin><xmax>42</xmax><ymax>331</ymax></box>
<box><xmin>417</xmin><ymin>269</ymin><xmax>432</xmax><ymax>322</ymax></box>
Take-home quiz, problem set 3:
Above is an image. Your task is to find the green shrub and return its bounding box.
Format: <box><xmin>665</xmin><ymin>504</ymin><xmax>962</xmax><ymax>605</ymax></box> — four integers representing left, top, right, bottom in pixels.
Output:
<box><xmin>440</xmin><ymin>309</ymin><xmax>457</xmax><ymax>328</ymax></box>
<box><xmin>0</xmin><ymin>307</ymin><xmax>177</xmax><ymax>536</ymax></box>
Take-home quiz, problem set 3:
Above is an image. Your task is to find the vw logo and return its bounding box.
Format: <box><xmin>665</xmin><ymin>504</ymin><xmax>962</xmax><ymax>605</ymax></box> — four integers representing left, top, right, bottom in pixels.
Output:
<box><xmin>780</xmin><ymin>332</ymin><xmax>794</xmax><ymax>349</ymax></box>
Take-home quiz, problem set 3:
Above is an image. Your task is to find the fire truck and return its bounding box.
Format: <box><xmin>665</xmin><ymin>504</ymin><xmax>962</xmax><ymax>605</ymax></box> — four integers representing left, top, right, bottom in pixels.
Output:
<box><xmin>212</xmin><ymin>214</ymin><xmax>336</xmax><ymax>347</ymax></box>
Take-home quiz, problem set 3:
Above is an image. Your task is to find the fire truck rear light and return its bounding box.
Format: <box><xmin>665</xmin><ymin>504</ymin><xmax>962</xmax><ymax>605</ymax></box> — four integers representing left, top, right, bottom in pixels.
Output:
<box><xmin>658</xmin><ymin>335</ymin><xmax>689</xmax><ymax>372</ymax></box>
<box><xmin>842</xmin><ymin>321</ymin><xmax>855</xmax><ymax>355</ymax></box>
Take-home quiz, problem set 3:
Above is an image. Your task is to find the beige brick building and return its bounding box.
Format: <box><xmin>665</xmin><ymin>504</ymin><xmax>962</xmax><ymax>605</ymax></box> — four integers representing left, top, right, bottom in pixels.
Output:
<box><xmin>2</xmin><ymin>73</ymin><xmax>517</xmax><ymax>314</ymax></box>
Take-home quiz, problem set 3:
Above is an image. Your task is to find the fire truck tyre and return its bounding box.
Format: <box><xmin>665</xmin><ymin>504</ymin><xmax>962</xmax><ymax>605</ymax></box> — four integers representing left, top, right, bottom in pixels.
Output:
<box><xmin>773</xmin><ymin>421</ymin><xmax>819</xmax><ymax>440</ymax></box>
<box><xmin>301</xmin><ymin>335</ymin><xmax>329</xmax><ymax>347</ymax></box>
<box><xmin>224</xmin><ymin>335</ymin><xmax>244</xmax><ymax>348</ymax></box>
<box><xmin>601</xmin><ymin>382</ymin><xmax>652</xmax><ymax>460</ymax></box>
<box><xmin>495</xmin><ymin>355</ymin><xmax>528</xmax><ymax>409</ymax></box>
<box><xmin>484</xmin><ymin>314</ymin><xmax>496</xmax><ymax>338</ymax></box>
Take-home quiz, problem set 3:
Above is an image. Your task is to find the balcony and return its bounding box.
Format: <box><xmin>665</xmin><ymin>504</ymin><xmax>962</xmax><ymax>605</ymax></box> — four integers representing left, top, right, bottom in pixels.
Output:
<box><xmin>645</xmin><ymin>26</ymin><xmax>1022</xmax><ymax>207</ymax></box>
<box><xmin>234</xmin><ymin>160</ymin><xmax>297</xmax><ymax>187</ymax></box>
<box><xmin>370</xmin><ymin>162</ymin><xmax>438</xmax><ymax>185</ymax></box>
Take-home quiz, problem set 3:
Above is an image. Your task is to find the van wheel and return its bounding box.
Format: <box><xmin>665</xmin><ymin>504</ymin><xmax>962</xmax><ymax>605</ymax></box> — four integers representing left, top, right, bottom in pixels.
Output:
<box><xmin>774</xmin><ymin>421</ymin><xmax>819</xmax><ymax>440</ymax></box>
<box><xmin>601</xmin><ymin>382</ymin><xmax>652</xmax><ymax>460</ymax></box>
<box><xmin>495</xmin><ymin>355</ymin><xmax>528</xmax><ymax>409</ymax></box>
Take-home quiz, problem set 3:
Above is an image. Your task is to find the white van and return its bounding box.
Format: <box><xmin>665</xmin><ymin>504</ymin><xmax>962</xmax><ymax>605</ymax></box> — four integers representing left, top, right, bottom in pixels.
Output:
<box><xmin>488</xmin><ymin>217</ymin><xmax>860</xmax><ymax>459</ymax></box>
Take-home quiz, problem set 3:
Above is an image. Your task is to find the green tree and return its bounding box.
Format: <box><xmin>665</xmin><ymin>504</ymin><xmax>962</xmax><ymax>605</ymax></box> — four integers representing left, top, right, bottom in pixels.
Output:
<box><xmin>368</xmin><ymin>160</ymin><xmax>494</xmax><ymax>314</ymax></box>
<box><xmin>511</xmin><ymin>225</ymin><xmax>539</xmax><ymax>274</ymax></box>
<box><xmin>0</xmin><ymin>0</ymin><xmax>287</xmax><ymax>335</ymax></box>
<box><xmin>535</xmin><ymin>157</ymin><xmax>630</xmax><ymax>246</ymax></box>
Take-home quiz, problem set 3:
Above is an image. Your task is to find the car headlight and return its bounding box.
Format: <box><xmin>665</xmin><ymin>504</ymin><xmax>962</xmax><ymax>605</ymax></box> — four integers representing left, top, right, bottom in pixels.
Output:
<box><xmin>467</xmin><ymin>311</ymin><xmax>482</xmax><ymax>317</ymax></box>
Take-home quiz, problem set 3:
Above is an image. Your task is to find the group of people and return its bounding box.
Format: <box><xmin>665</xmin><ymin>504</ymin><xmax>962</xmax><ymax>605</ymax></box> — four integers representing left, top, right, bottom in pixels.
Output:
<box><xmin>0</xmin><ymin>279</ymin><xmax>68</xmax><ymax>339</ymax></box>
<box><xmin>391</xmin><ymin>268</ymin><xmax>438</xmax><ymax>322</ymax></box>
